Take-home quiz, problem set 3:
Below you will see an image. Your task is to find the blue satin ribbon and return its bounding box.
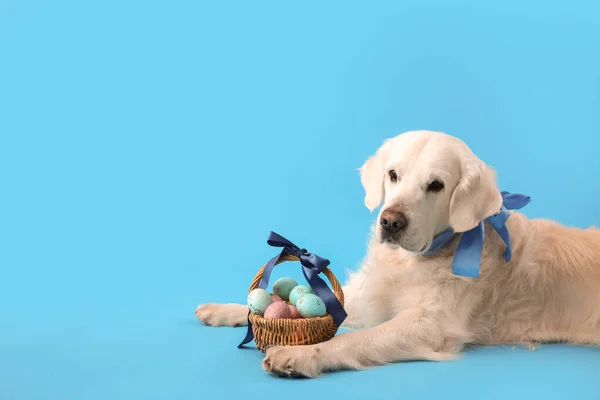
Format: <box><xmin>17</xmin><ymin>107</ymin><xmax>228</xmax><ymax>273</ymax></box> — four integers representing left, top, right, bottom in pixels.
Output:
<box><xmin>238</xmin><ymin>232</ymin><xmax>348</xmax><ymax>348</ymax></box>
<box><xmin>424</xmin><ymin>191</ymin><xmax>531</xmax><ymax>278</ymax></box>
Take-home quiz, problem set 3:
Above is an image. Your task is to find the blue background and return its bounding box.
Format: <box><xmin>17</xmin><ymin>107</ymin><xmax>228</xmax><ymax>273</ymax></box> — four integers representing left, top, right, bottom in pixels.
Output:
<box><xmin>1</xmin><ymin>0</ymin><xmax>599</xmax><ymax>399</ymax></box>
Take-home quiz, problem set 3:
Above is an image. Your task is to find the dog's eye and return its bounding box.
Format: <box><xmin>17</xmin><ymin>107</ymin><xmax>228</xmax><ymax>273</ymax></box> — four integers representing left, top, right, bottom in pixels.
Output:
<box><xmin>389</xmin><ymin>170</ymin><xmax>398</xmax><ymax>183</ymax></box>
<box><xmin>427</xmin><ymin>179</ymin><xmax>444</xmax><ymax>192</ymax></box>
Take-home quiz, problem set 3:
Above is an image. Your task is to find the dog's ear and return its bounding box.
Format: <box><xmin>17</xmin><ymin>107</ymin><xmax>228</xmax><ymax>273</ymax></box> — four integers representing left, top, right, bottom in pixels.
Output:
<box><xmin>448</xmin><ymin>159</ymin><xmax>502</xmax><ymax>232</ymax></box>
<box><xmin>359</xmin><ymin>145</ymin><xmax>388</xmax><ymax>212</ymax></box>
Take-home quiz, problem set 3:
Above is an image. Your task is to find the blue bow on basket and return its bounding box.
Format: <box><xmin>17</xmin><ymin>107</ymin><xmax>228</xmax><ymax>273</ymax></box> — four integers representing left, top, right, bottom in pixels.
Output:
<box><xmin>238</xmin><ymin>232</ymin><xmax>347</xmax><ymax>348</ymax></box>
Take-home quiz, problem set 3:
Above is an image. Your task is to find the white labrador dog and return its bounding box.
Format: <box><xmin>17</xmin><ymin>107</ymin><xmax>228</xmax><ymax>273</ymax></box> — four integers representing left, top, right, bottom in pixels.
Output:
<box><xmin>196</xmin><ymin>130</ymin><xmax>600</xmax><ymax>378</ymax></box>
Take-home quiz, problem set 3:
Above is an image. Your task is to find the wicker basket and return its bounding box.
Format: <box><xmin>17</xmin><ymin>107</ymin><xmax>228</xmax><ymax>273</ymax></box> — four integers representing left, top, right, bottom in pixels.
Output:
<box><xmin>248</xmin><ymin>253</ymin><xmax>345</xmax><ymax>352</ymax></box>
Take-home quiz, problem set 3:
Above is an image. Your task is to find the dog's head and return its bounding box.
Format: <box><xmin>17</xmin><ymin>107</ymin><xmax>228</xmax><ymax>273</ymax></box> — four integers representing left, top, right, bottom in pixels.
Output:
<box><xmin>360</xmin><ymin>130</ymin><xmax>502</xmax><ymax>253</ymax></box>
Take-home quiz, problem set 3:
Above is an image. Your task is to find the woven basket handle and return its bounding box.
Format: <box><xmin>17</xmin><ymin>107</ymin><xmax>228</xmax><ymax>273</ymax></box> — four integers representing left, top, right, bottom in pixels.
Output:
<box><xmin>248</xmin><ymin>254</ymin><xmax>345</xmax><ymax>307</ymax></box>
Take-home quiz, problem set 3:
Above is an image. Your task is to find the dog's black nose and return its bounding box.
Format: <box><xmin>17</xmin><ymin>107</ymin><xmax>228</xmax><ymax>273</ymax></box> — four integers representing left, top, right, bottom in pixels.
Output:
<box><xmin>380</xmin><ymin>209</ymin><xmax>407</xmax><ymax>233</ymax></box>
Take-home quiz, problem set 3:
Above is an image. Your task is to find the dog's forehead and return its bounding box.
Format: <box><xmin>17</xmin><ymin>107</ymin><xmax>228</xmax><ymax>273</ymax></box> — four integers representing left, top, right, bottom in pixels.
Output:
<box><xmin>386</xmin><ymin>134</ymin><xmax>460</xmax><ymax>173</ymax></box>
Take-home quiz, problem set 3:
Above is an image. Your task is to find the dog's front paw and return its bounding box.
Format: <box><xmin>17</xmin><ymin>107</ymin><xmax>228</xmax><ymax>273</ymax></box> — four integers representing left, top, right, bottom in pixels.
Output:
<box><xmin>195</xmin><ymin>303</ymin><xmax>248</xmax><ymax>327</ymax></box>
<box><xmin>262</xmin><ymin>345</ymin><xmax>323</xmax><ymax>378</ymax></box>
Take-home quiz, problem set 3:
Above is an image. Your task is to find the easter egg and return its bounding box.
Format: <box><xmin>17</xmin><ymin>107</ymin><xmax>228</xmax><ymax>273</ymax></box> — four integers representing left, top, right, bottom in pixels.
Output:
<box><xmin>272</xmin><ymin>277</ymin><xmax>298</xmax><ymax>301</ymax></box>
<box><xmin>271</xmin><ymin>293</ymin><xmax>283</xmax><ymax>302</ymax></box>
<box><xmin>289</xmin><ymin>284</ymin><xmax>314</xmax><ymax>305</ymax></box>
<box><xmin>264</xmin><ymin>301</ymin><xmax>292</xmax><ymax>319</ymax></box>
<box><xmin>247</xmin><ymin>288</ymin><xmax>273</xmax><ymax>315</ymax></box>
<box><xmin>288</xmin><ymin>304</ymin><xmax>302</xmax><ymax>319</ymax></box>
<box><xmin>296</xmin><ymin>293</ymin><xmax>327</xmax><ymax>318</ymax></box>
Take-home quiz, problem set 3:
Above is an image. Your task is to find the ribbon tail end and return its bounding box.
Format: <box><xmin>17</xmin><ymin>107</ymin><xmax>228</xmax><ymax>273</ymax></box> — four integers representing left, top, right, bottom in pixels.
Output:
<box><xmin>237</xmin><ymin>314</ymin><xmax>254</xmax><ymax>348</ymax></box>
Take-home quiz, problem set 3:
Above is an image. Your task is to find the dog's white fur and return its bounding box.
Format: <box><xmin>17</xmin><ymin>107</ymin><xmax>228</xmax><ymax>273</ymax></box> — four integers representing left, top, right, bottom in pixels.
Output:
<box><xmin>196</xmin><ymin>130</ymin><xmax>600</xmax><ymax>378</ymax></box>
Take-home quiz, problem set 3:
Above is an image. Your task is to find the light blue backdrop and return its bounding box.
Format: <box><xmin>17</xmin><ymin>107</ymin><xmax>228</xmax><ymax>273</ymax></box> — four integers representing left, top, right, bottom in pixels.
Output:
<box><xmin>1</xmin><ymin>1</ymin><xmax>599</xmax><ymax>399</ymax></box>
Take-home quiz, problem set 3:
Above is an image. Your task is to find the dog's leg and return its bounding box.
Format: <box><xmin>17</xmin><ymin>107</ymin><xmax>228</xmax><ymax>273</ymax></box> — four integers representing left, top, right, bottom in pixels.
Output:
<box><xmin>196</xmin><ymin>272</ymin><xmax>364</xmax><ymax>328</ymax></box>
<box><xmin>195</xmin><ymin>286</ymin><xmax>362</xmax><ymax>328</ymax></box>
<box><xmin>195</xmin><ymin>303</ymin><xmax>249</xmax><ymax>327</ymax></box>
<box><xmin>339</xmin><ymin>269</ymin><xmax>368</xmax><ymax>329</ymax></box>
<box><xmin>263</xmin><ymin>308</ymin><xmax>464</xmax><ymax>378</ymax></box>
<box><xmin>196</xmin><ymin>276</ymin><xmax>364</xmax><ymax>328</ymax></box>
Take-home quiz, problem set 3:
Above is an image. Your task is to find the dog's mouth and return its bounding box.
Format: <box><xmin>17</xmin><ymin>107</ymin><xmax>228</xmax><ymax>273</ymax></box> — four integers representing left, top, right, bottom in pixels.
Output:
<box><xmin>381</xmin><ymin>237</ymin><xmax>429</xmax><ymax>254</ymax></box>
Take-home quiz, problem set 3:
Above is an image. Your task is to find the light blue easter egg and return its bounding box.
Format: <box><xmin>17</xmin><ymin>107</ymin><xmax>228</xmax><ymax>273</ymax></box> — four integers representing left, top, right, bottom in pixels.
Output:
<box><xmin>289</xmin><ymin>284</ymin><xmax>315</xmax><ymax>306</ymax></box>
<box><xmin>272</xmin><ymin>277</ymin><xmax>298</xmax><ymax>301</ymax></box>
<box><xmin>247</xmin><ymin>288</ymin><xmax>273</xmax><ymax>315</ymax></box>
<box><xmin>296</xmin><ymin>293</ymin><xmax>327</xmax><ymax>318</ymax></box>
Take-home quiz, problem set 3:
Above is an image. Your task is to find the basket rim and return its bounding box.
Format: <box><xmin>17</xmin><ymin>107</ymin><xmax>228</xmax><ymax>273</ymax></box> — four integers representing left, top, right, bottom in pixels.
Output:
<box><xmin>249</xmin><ymin>310</ymin><xmax>335</xmax><ymax>324</ymax></box>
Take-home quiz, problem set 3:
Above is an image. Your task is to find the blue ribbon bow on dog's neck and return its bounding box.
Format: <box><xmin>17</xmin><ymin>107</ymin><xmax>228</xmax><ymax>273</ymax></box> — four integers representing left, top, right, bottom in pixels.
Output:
<box><xmin>238</xmin><ymin>232</ymin><xmax>348</xmax><ymax>348</ymax></box>
<box><xmin>424</xmin><ymin>191</ymin><xmax>531</xmax><ymax>278</ymax></box>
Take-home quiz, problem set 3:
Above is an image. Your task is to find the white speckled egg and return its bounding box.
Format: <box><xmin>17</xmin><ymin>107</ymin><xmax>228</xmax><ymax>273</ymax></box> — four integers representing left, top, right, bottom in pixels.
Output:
<box><xmin>288</xmin><ymin>284</ymin><xmax>314</xmax><ymax>305</ymax></box>
<box><xmin>296</xmin><ymin>293</ymin><xmax>327</xmax><ymax>318</ymax></box>
<box><xmin>247</xmin><ymin>288</ymin><xmax>273</xmax><ymax>315</ymax></box>
<box><xmin>272</xmin><ymin>277</ymin><xmax>298</xmax><ymax>301</ymax></box>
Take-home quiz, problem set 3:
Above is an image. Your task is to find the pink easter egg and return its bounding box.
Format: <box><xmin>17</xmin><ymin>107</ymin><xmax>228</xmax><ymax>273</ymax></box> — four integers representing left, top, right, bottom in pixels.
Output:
<box><xmin>263</xmin><ymin>301</ymin><xmax>292</xmax><ymax>319</ymax></box>
<box><xmin>288</xmin><ymin>304</ymin><xmax>302</xmax><ymax>319</ymax></box>
<box><xmin>270</xmin><ymin>293</ymin><xmax>283</xmax><ymax>302</ymax></box>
